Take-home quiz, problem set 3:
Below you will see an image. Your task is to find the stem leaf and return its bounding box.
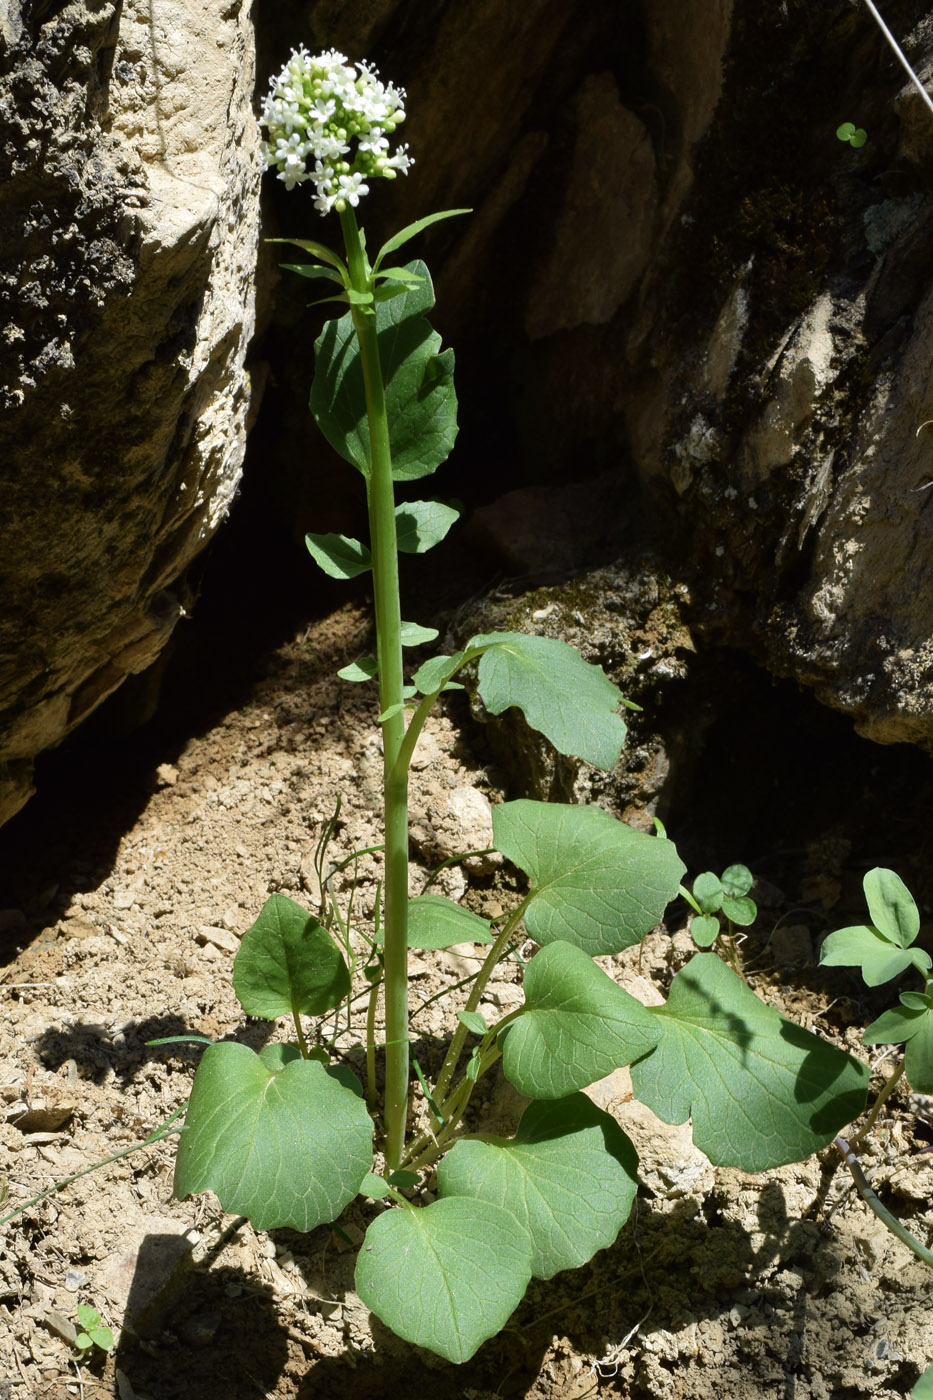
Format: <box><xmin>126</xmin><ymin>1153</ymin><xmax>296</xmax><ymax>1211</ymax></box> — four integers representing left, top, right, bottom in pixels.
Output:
<box><xmin>399</xmin><ymin>620</ymin><xmax>439</xmax><ymax>646</ymax></box>
<box><xmin>372</xmin><ymin>208</ymin><xmax>471</xmax><ymax>272</ymax></box>
<box><xmin>499</xmin><ymin>940</ymin><xmax>661</xmax><ymax>1098</ymax></box>
<box><xmin>631</xmin><ymin>954</ymin><xmax>869</xmax><ymax>1170</ymax></box>
<box><xmin>399</xmin><ymin>893</ymin><xmax>493</xmax><ymax>950</ymax></box>
<box><xmin>338</xmin><ymin>657</ymin><xmax>378</xmax><ymax>683</ymax></box>
<box><xmin>311</xmin><ymin>260</ymin><xmax>459</xmax><ymax>481</ymax></box>
<box><xmin>492</xmin><ymin>800</ymin><xmax>686</xmax><ymax>956</ymax></box>
<box><xmin>174</xmin><ymin>1043</ymin><xmax>372</xmax><ymax>1231</ymax></box>
<box><xmin>469</xmin><ymin>631</ymin><xmax>628</xmax><ymax>770</ymax></box>
<box><xmin>437</xmin><ymin>1094</ymin><xmax>638</xmax><ymax>1279</ymax></box>
<box><xmin>305</xmin><ymin>531</ymin><xmax>372</xmax><ymax>579</ymax></box>
<box><xmin>395</xmin><ymin>500</ymin><xmax>460</xmax><ymax>553</ymax></box>
<box><xmin>355</xmin><ymin>1196</ymin><xmax>532</xmax><ymax>1364</ymax></box>
<box><xmin>232</xmin><ymin>893</ymin><xmax>350</xmax><ymax>1019</ymax></box>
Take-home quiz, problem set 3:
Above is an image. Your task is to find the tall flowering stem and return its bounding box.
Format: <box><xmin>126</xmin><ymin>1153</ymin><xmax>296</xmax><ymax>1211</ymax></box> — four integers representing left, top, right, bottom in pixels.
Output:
<box><xmin>338</xmin><ymin>206</ymin><xmax>410</xmax><ymax>1168</ymax></box>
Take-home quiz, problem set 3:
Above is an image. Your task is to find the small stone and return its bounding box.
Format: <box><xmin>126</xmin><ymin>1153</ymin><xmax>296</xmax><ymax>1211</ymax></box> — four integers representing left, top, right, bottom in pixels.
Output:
<box><xmin>196</xmin><ymin>925</ymin><xmax>239</xmax><ymax>954</ymax></box>
<box><xmin>155</xmin><ymin>763</ymin><xmax>179</xmax><ymax>787</ymax></box>
<box><xmin>112</xmin><ymin>890</ymin><xmax>136</xmax><ymax>910</ymax></box>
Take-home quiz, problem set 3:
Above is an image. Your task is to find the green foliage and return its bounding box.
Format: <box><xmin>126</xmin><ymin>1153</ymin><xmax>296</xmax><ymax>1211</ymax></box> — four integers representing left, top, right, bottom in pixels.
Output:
<box><xmin>492</xmin><ymin>800</ymin><xmax>685</xmax><ymax>956</ymax></box>
<box><xmin>232</xmin><ymin>893</ymin><xmax>350</xmax><ymax>1019</ymax></box>
<box><xmin>170</xmin><ymin>186</ymin><xmax>884</xmax><ymax>1368</ymax></box>
<box><xmin>822</xmin><ymin>869</ymin><xmax>933</xmax><ymax>1093</ymax></box>
<box><xmin>687</xmin><ymin>863</ymin><xmax>757</xmax><ymax>948</ymax></box>
<box><xmin>630</xmin><ymin>955</ymin><xmax>869</xmax><ymax>1170</ymax></box>
<box><xmin>173</xmin><ymin>1042</ymin><xmax>372</xmax><ymax>1231</ymax></box>
<box><xmin>437</xmin><ymin>1095</ymin><xmax>638</xmax><ymax>1279</ymax></box>
<box><xmin>310</xmin><ymin>260</ymin><xmax>458</xmax><ymax>481</ymax></box>
<box><xmin>913</xmin><ymin>1364</ymin><xmax>933</xmax><ymax>1399</ymax></box>
<box><xmin>820</xmin><ymin>868</ymin><xmax>931</xmax><ymax>986</ymax></box>
<box><xmin>836</xmin><ymin>120</ymin><xmax>867</xmax><ymax>147</ymax></box>
<box><xmin>356</xmin><ymin>1197</ymin><xmax>533</xmax><ymax>1364</ymax></box>
<box><xmin>497</xmin><ymin>940</ymin><xmax>661</xmax><ymax>1099</ymax></box>
<box><xmin>403</xmin><ymin>893</ymin><xmax>493</xmax><ymax>949</ymax></box>
<box><xmin>74</xmin><ymin>1305</ymin><xmax>114</xmax><ymax>1354</ymax></box>
<box><xmin>471</xmin><ymin>631</ymin><xmax>628</xmax><ymax>769</ymax></box>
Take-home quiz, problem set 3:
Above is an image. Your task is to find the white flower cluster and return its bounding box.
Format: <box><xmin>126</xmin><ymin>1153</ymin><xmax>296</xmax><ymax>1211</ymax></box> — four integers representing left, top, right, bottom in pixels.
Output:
<box><xmin>260</xmin><ymin>47</ymin><xmax>412</xmax><ymax>214</ymax></box>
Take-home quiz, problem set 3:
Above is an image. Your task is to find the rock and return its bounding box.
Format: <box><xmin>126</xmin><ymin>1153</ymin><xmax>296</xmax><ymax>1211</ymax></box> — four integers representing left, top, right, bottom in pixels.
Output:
<box><xmin>94</xmin><ymin>1215</ymin><xmax>197</xmax><ymax>1340</ymax></box>
<box><xmin>0</xmin><ymin>0</ymin><xmax>261</xmax><ymax>825</ymax></box>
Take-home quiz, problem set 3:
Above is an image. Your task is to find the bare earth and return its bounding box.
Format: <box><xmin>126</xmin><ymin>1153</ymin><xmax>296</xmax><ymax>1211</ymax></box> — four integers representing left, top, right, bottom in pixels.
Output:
<box><xmin>1</xmin><ymin>603</ymin><xmax>931</xmax><ymax>1400</ymax></box>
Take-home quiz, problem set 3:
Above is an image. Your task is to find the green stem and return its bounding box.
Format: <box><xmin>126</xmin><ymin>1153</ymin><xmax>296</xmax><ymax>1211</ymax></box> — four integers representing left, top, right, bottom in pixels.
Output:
<box><xmin>432</xmin><ymin>896</ymin><xmax>531</xmax><ymax>1105</ymax></box>
<box><xmin>340</xmin><ymin>205</ymin><xmax>409</xmax><ymax>1169</ymax></box>
<box><xmin>835</xmin><ymin>1135</ymin><xmax>933</xmax><ymax>1270</ymax></box>
<box><xmin>847</xmin><ymin>1059</ymin><xmax>906</xmax><ymax>1152</ymax></box>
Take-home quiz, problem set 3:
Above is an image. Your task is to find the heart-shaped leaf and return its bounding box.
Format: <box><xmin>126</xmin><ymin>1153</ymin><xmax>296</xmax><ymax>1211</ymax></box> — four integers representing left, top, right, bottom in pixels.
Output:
<box><xmin>233</xmin><ymin>893</ymin><xmax>350</xmax><ymax>1019</ymax></box>
<box><xmin>174</xmin><ymin>1043</ymin><xmax>372</xmax><ymax>1231</ymax></box>
<box><xmin>355</xmin><ymin>1196</ymin><xmax>532</xmax><ymax>1363</ymax></box>
<box><xmin>631</xmin><ymin>954</ymin><xmax>869</xmax><ymax>1170</ymax></box>
<box><xmin>692</xmin><ymin>872</ymin><xmax>723</xmax><ymax>913</ymax></box>
<box><xmin>492</xmin><ymin>800</ymin><xmax>685</xmax><ymax>956</ymax></box>
<box><xmin>470</xmin><ymin>632</ymin><xmax>627</xmax><ymax>770</ymax></box>
<box><xmin>437</xmin><ymin>1094</ymin><xmax>638</xmax><ymax>1279</ymax></box>
<box><xmin>310</xmin><ymin>260</ymin><xmax>458</xmax><ymax>481</ymax></box>
<box><xmin>499</xmin><ymin>940</ymin><xmax>660</xmax><ymax>1099</ymax></box>
<box><xmin>691</xmin><ymin>913</ymin><xmax>721</xmax><ymax>947</ymax></box>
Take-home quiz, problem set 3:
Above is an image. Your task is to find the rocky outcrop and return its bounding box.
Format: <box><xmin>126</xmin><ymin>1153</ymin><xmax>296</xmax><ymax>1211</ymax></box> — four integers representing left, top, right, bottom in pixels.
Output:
<box><xmin>621</xmin><ymin>2</ymin><xmax>933</xmax><ymax>749</ymax></box>
<box><xmin>0</xmin><ymin>0</ymin><xmax>261</xmax><ymax>824</ymax></box>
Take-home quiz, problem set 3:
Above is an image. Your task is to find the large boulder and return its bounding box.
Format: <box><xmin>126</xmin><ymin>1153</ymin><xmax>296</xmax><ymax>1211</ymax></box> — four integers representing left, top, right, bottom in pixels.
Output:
<box><xmin>0</xmin><ymin>0</ymin><xmax>261</xmax><ymax>823</ymax></box>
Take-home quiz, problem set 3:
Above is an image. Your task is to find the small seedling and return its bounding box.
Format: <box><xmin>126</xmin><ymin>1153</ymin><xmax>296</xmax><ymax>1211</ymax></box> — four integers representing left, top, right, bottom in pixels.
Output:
<box><xmin>836</xmin><ymin>121</ymin><xmax>868</xmax><ymax>147</ymax></box>
<box><xmin>74</xmin><ymin>1305</ymin><xmax>114</xmax><ymax>1354</ymax></box>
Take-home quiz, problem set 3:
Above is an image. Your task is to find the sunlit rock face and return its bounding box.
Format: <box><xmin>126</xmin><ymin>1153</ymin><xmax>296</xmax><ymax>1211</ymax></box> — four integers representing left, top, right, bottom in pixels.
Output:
<box><xmin>0</xmin><ymin>0</ymin><xmax>261</xmax><ymax>823</ymax></box>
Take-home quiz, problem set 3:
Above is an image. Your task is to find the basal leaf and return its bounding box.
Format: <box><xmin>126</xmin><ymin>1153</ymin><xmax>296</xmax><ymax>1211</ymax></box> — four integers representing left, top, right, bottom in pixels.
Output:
<box><xmin>355</xmin><ymin>1196</ymin><xmax>532</xmax><ymax>1364</ymax></box>
<box><xmin>630</xmin><ymin>954</ymin><xmax>869</xmax><ymax>1170</ymax></box>
<box><xmin>470</xmin><ymin>631</ymin><xmax>627</xmax><ymax>770</ymax></box>
<box><xmin>233</xmin><ymin>893</ymin><xmax>350</xmax><ymax>1019</ymax></box>
<box><xmin>174</xmin><ymin>1044</ymin><xmax>372</xmax><ymax>1231</ymax></box>
<box><xmin>310</xmin><ymin>260</ymin><xmax>458</xmax><ymax>481</ymax></box>
<box><xmin>403</xmin><ymin>893</ymin><xmax>493</xmax><ymax>949</ymax></box>
<box><xmin>305</xmin><ymin>531</ymin><xmax>372</xmax><ymax>579</ymax></box>
<box><xmin>492</xmin><ymin>801</ymin><xmax>685</xmax><ymax>956</ymax></box>
<box><xmin>499</xmin><ymin>940</ymin><xmax>660</xmax><ymax>1099</ymax></box>
<box><xmin>863</xmin><ymin>868</ymin><xmax>920</xmax><ymax>948</ymax></box>
<box><xmin>437</xmin><ymin>1094</ymin><xmax>638</xmax><ymax>1279</ymax></box>
<box><xmin>395</xmin><ymin>500</ymin><xmax>460</xmax><ymax>553</ymax></box>
<box><xmin>819</xmin><ymin>925</ymin><xmax>931</xmax><ymax>986</ymax></box>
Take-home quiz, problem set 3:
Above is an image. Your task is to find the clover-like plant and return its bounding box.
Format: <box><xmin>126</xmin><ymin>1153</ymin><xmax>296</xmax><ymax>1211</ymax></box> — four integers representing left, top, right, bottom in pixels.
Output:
<box><xmin>836</xmin><ymin>120</ymin><xmax>868</xmax><ymax>148</ymax></box>
<box><xmin>74</xmin><ymin>1304</ymin><xmax>114</xmax><ymax>1355</ymax></box>
<box><xmin>821</xmin><ymin>868</ymin><xmax>933</xmax><ymax>1094</ymax></box>
<box><xmin>683</xmin><ymin>863</ymin><xmax>757</xmax><ymax>950</ymax></box>
<box><xmin>170</xmin><ymin>48</ymin><xmax>872</xmax><ymax>1363</ymax></box>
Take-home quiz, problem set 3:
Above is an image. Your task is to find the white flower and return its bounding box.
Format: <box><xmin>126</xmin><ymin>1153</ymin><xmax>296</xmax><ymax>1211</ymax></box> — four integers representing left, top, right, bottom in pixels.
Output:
<box><xmin>259</xmin><ymin>47</ymin><xmax>413</xmax><ymax>213</ymax></box>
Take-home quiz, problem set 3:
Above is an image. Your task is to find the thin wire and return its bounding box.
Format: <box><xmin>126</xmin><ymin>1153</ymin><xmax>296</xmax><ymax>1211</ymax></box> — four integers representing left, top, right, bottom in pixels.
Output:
<box><xmin>862</xmin><ymin>0</ymin><xmax>933</xmax><ymax>119</ymax></box>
